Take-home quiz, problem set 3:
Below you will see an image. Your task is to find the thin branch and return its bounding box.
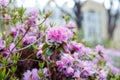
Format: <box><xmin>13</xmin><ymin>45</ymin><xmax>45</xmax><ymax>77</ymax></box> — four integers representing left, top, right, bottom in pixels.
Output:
<box><xmin>10</xmin><ymin>18</ymin><xmax>47</xmax><ymax>53</ymax></box>
<box><xmin>10</xmin><ymin>26</ymin><xmax>30</xmax><ymax>54</ymax></box>
<box><xmin>15</xmin><ymin>36</ymin><xmax>42</xmax><ymax>52</ymax></box>
<box><xmin>18</xmin><ymin>59</ymin><xmax>40</xmax><ymax>62</ymax></box>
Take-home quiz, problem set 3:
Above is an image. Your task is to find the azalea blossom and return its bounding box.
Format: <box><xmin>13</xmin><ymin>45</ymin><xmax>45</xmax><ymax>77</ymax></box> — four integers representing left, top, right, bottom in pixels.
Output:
<box><xmin>22</xmin><ymin>36</ymin><xmax>36</xmax><ymax>45</ymax></box>
<box><xmin>0</xmin><ymin>0</ymin><xmax>7</xmax><ymax>7</ymax></box>
<box><xmin>46</xmin><ymin>26</ymin><xmax>73</xmax><ymax>43</ymax></box>
<box><xmin>23</xmin><ymin>68</ymin><xmax>39</xmax><ymax>80</ymax></box>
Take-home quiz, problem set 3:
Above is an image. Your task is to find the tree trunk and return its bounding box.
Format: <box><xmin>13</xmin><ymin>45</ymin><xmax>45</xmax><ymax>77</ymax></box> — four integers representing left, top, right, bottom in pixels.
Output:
<box><xmin>73</xmin><ymin>1</ymin><xmax>82</xmax><ymax>29</ymax></box>
<box><xmin>107</xmin><ymin>0</ymin><xmax>120</xmax><ymax>39</ymax></box>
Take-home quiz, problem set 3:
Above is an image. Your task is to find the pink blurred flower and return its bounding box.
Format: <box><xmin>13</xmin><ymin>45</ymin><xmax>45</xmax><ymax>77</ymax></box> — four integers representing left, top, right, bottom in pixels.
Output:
<box><xmin>27</xmin><ymin>9</ymin><xmax>38</xmax><ymax>27</ymax></box>
<box><xmin>4</xmin><ymin>14</ymin><xmax>11</xmax><ymax>21</ymax></box>
<box><xmin>0</xmin><ymin>0</ymin><xmax>7</xmax><ymax>7</ymax></box>
<box><xmin>66</xmin><ymin>67</ymin><xmax>74</xmax><ymax>74</ymax></box>
<box><xmin>22</xmin><ymin>36</ymin><xmax>36</xmax><ymax>45</ymax></box>
<box><xmin>23</xmin><ymin>70</ymin><xmax>32</xmax><ymax>80</ymax></box>
<box><xmin>70</xmin><ymin>41</ymin><xmax>83</xmax><ymax>52</ymax></box>
<box><xmin>96</xmin><ymin>45</ymin><xmax>105</xmax><ymax>53</ymax></box>
<box><xmin>11</xmin><ymin>27</ymin><xmax>17</xmax><ymax>37</ymax></box>
<box><xmin>30</xmin><ymin>9</ymin><xmax>38</xmax><ymax>17</ymax></box>
<box><xmin>0</xmin><ymin>38</ymin><xmax>6</xmax><ymax>51</ymax></box>
<box><xmin>56</xmin><ymin>61</ymin><xmax>64</xmax><ymax>68</ymax></box>
<box><xmin>73</xmin><ymin>70</ymin><xmax>80</xmax><ymax>78</ymax></box>
<box><xmin>98</xmin><ymin>70</ymin><xmax>107</xmax><ymax>80</ymax></box>
<box><xmin>81</xmin><ymin>47</ymin><xmax>92</xmax><ymax>55</ymax></box>
<box><xmin>65</xmin><ymin>21</ymin><xmax>76</xmax><ymax>29</ymax></box>
<box><xmin>8</xmin><ymin>43</ymin><xmax>16</xmax><ymax>51</ymax></box>
<box><xmin>32</xmin><ymin>69</ymin><xmax>39</xmax><ymax>80</ymax></box>
<box><xmin>23</xmin><ymin>68</ymin><xmax>39</xmax><ymax>80</ymax></box>
<box><xmin>47</xmin><ymin>27</ymin><xmax>73</xmax><ymax>43</ymax></box>
<box><xmin>43</xmin><ymin>68</ymin><xmax>49</xmax><ymax>77</ymax></box>
<box><xmin>82</xmin><ymin>61</ymin><xmax>96</xmax><ymax>75</ymax></box>
<box><xmin>36</xmin><ymin>50</ymin><xmax>42</xmax><ymax>56</ymax></box>
<box><xmin>2</xmin><ymin>50</ymin><xmax>10</xmax><ymax>57</ymax></box>
<box><xmin>61</xmin><ymin>54</ymin><xmax>74</xmax><ymax>65</ymax></box>
<box><xmin>56</xmin><ymin>54</ymin><xmax>74</xmax><ymax>69</ymax></box>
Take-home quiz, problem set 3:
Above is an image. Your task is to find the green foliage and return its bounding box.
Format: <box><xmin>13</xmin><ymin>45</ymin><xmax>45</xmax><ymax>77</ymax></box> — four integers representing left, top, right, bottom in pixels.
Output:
<box><xmin>10</xmin><ymin>76</ymin><xmax>19</xmax><ymax>80</ymax></box>
<box><xmin>46</xmin><ymin>47</ymin><xmax>54</xmax><ymax>56</ymax></box>
<box><xmin>0</xmin><ymin>68</ymin><xmax>10</xmax><ymax>80</ymax></box>
<box><xmin>39</xmin><ymin>62</ymin><xmax>45</xmax><ymax>69</ymax></box>
<box><xmin>10</xmin><ymin>53</ymin><xmax>21</xmax><ymax>64</ymax></box>
<box><xmin>17</xmin><ymin>7</ymin><xmax>26</xmax><ymax>18</ymax></box>
<box><xmin>63</xmin><ymin>15</ymin><xmax>70</xmax><ymax>23</ymax></box>
<box><xmin>6</xmin><ymin>36</ymin><xmax>14</xmax><ymax>47</ymax></box>
<box><xmin>108</xmin><ymin>73</ymin><xmax>120</xmax><ymax>80</ymax></box>
<box><xmin>0</xmin><ymin>57</ymin><xmax>8</xmax><ymax>66</ymax></box>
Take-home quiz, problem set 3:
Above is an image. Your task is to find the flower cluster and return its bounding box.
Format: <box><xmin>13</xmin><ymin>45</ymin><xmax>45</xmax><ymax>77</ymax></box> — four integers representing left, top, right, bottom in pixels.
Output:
<box><xmin>23</xmin><ymin>68</ymin><xmax>39</xmax><ymax>80</ymax></box>
<box><xmin>56</xmin><ymin>45</ymin><xmax>108</xmax><ymax>79</ymax></box>
<box><xmin>0</xmin><ymin>0</ymin><xmax>7</xmax><ymax>7</ymax></box>
<box><xmin>27</xmin><ymin>9</ymin><xmax>38</xmax><ymax>27</ymax></box>
<box><xmin>46</xmin><ymin>26</ymin><xmax>73</xmax><ymax>43</ymax></box>
<box><xmin>0</xmin><ymin>1</ymin><xmax>120</xmax><ymax>80</ymax></box>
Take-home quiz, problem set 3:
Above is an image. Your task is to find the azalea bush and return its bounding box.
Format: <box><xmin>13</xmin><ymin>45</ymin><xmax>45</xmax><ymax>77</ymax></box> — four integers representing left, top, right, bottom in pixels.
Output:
<box><xmin>0</xmin><ymin>0</ymin><xmax>120</xmax><ymax>80</ymax></box>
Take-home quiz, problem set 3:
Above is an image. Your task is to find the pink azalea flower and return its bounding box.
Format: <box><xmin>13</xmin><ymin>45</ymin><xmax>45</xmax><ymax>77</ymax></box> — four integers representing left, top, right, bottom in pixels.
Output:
<box><xmin>43</xmin><ymin>68</ymin><xmax>49</xmax><ymax>77</ymax></box>
<box><xmin>47</xmin><ymin>27</ymin><xmax>73</xmax><ymax>43</ymax></box>
<box><xmin>66</xmin><ymin>67</ymin><xmax>74</xmax><ymax>74</ymax></box>
<box><xmin>61</xmin><ymin>54</ymin><xmax>74</xmax><ymax>65</ymax></box>
<box><xmin>81</xmin><ymin>47</ymin><xmax>92</xmax><ymax>55</ymax></box>
<box><xmin>27</xmin><ymin>16</ymin><xmax>36</xmax><ymax>27</ymax></box>
<box><xmin>0</xmin><ymin>0</ymin><xmax>7</xmax><ymax>7</ymax></box>
<box><xmin>23</xmin><ymin>68</ymin><xmax>39</xmax><ymax>80</ymax></box>
<box><xmin>0</xmin><ymin>38</ymin><xmax>6</xmax><ymax>51</ymax></box>
<box><xmin>30</xmin><ymin>9</ymin><xmax>38</xmax><ymax>17</ymax></box>
<box><xmin>4</xmin><ymin>14</ymin><xmax>11</xmax><ymax>21</ymax></box>
<box><xmin>8</xmin><ymin>43</ymin><xmax>16</xmax><ymax>51</ymax></box>
<box><xmin>98</xmin><ymin>70</ymin><xmax>107</xmax><ymax>80</ymax></box>
<box><xmin>22</xmin><ymin>36</ymin><xmax>36</xmax><ymax>45</ymax></box>
<box><xmin>56</xmin><ymin>61</ymin><xmax>64</xmax><ymax>68</ymax></box>
<box><xmin>70</xmin><ymin>41</ymin><xmax>84</xmax><ymax>52</ymax></box>
<box><xmin>11</xmin><ymin>27</ymin><xmax>17</xmax><ymax>37</ymax></box>
<box><xmin>31</xmin><ymin>69</ymin><xmax>39</xmax><ymax>80</ymax></box>
<box><xmin>23</xmin><ymin>70</ymin><xmax>32</xmax><ymax>80</ymax></box>
<box><xmin>2</xmin><ymin>50</ymin><xmax>10</xmax><ymax>57</ymax></box>
<box><xmin>27</xmin><ymin>9</ymin><xmax>38</xmax><ymax>27</ymax></box>
<box><xmin>96</xmin><ymin>45</ymin><xmax>105</xmax><ymax>53</ymax></box>
<box><xmin>65</xmin><ymin>21</ymin><xmax>76</xmax><ymax>29</ymax></box>
<box><xmin>36</xmin><ymin>50</ymin><xmax>42</xmax><ymax>57</ymax></box>
<box><xmin>73</xmin><ymin>70</ymin><xmax>80</xmax><ymax>78</ymax></box>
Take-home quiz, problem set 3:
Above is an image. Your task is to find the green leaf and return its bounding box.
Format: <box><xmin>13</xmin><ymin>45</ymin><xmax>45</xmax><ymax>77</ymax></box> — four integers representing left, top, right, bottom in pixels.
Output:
<box><xmin>6</xmin><ymin>36</ymin><xmax>13</xmax><ymax>47</ymax></box>
<box><xmin>63</xmin><ymin>15</ymin><xmax>70</xmax><ymax>23</ymax></box>
<box><xmin>10</xmin><ymin>53</ymin><xmax>21</xmax><ymax>61</ymax></box>
<box><xmin>49</xmin><ymin>61</ymin><xmax>55</xmax><ymax>67</ymax></box>
<box><xmin>42</xmin><ymin>44</ymin><xmax>49</xmax><ymax>51</ymax></box>
<box><xmin>46</xmin><ymin>47</ymin><xmax>54</xmax><ymax>56</ymax></box>
<box><xmin>0</xmin><ymin>68</ymin><xmax>10</xmax><ymax>80</ymax></box>
<box><xmin>32</xmin><ymin>44</ymin><xmax>38</xmax><ymax>51</ymax></box>
<box><xmin>38</xmin><ymin>71</ymin><xmax>44</xmax><ymax>78</ymax></box>
<box><xmin>12</xmin><ymin>18</ymin><xmax>18</xmax><ymax>24</ymax></box>
<box><xmin>0</xmin><ymin>57</ymin><xmax>8</xmax><ymax>66</ymax></box>
<box><xmin>18</xmin><ymin>7</ymin><xmax>26</xmax><ymax>18</ymax></box>
<box><xmin>11</xmin><ymin>66</ymin><xmax>17</xmax><ymax>73</ymax></box>
<box><xmin>39</xmin><ymin>62</ymin><xmax>45</xmax><ymax>69</ymax></box>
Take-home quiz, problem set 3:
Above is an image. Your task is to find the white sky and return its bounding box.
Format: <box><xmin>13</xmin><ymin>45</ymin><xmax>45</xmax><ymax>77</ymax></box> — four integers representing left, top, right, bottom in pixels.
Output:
<box><xmin>16</xmin><ymin>0</ymin><xmax>119</xmax><ymax>10</ymax></box>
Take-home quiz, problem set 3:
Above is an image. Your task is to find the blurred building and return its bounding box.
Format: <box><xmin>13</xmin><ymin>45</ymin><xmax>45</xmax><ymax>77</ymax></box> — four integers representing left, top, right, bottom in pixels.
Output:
<box><xmin>81</xmin><ymin>1</ymin><xmax>108</xmax><ymax>44</ymax></box>
<box><xmin>112</xmin><ymin>15</ymin><xmax>120</xmax><ymax>49</ymax></box>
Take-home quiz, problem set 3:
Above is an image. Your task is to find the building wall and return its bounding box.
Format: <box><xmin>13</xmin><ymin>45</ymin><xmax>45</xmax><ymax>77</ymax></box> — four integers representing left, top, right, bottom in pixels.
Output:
<box><xmin>81</xmin><ymin>1</ymin><xmax>108</xmax><ymax>42</ymax></box>
<box><xmin>112</xmin><ymin>16</ymin><xmax>120</xmax><ymax>49</ymax></box>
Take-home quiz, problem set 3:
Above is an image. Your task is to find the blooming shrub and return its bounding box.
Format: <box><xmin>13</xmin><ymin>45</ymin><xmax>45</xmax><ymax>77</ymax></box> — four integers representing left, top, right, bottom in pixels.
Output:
<box><xmin>0</xmin><ymin>0</ymin><xmax>120</xmax><ymax>80</ymax></box>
